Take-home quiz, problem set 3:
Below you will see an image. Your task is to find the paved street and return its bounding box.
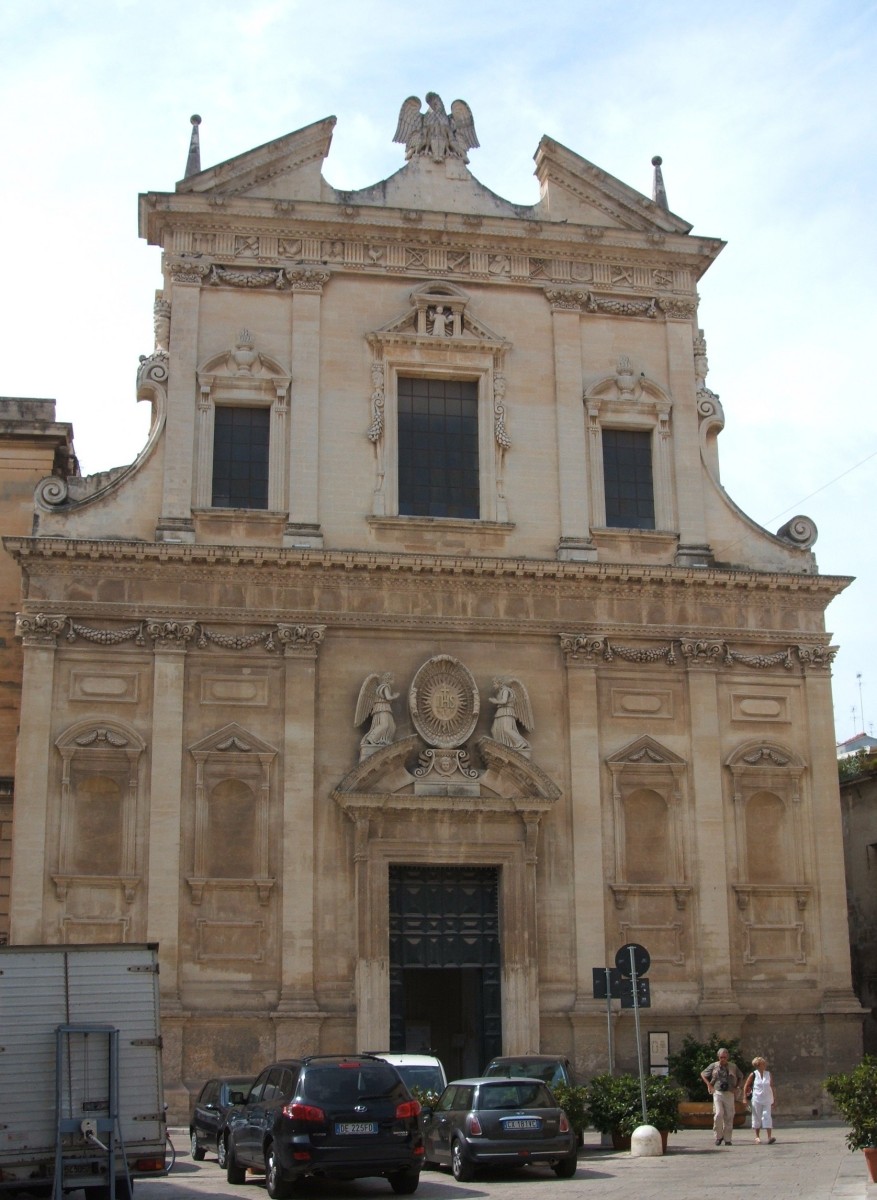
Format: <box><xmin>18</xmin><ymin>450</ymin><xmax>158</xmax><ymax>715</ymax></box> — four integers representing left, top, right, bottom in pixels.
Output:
<box><xmin>142</xmin><ymin>1124</ymin><xmax>877</xmax><ymax>1200</ymax></box>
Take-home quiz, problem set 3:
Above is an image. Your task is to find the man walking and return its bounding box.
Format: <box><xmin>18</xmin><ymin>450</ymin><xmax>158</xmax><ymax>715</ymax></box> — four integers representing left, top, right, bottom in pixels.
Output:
<box><xmin>701</xmin><ymin>1047</ymin><xmax>744</xmax><ymax>1146</ymax></box>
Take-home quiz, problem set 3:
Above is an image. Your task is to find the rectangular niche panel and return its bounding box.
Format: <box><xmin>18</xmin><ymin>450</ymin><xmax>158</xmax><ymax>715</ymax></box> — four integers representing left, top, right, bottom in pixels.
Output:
<box><xmin>200</xmin><ymin>674</ymin><xmax>270</xmax><ymax>706</ymax></box>
<box><xmin>69</xmin><ymin>671</ymin><xmax>140</xmax><ymax>703</ymax></box>
<box><xmin>196</xmin><ymin>919</ymin><xmax>265</xmax><ymax>962</ymax></box>
<box><xmin>61</xmin><ymin>917</ymin><xmax>128</xmax><ymax>943</ymax></box>
<box><xmin>730</xmin><ymin>690</ymin><xmax>791</xmax><ymax>723</ymax></box>
<box><xmin>611</xmin><ymin>688</ymin><xmax>674</xmax><ymax>719</ymax></box>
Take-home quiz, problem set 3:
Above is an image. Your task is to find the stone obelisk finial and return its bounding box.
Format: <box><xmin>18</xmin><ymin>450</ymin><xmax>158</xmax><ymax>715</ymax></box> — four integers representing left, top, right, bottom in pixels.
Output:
<box><xmin>184</xmin><ymin>114</ymin><xmax>202</xmax><ymax>179</ymax></box>
<box><xmin>651</xmin><ymin>155</ymin><xmax>668</xmax><ymax>211</ymax></box>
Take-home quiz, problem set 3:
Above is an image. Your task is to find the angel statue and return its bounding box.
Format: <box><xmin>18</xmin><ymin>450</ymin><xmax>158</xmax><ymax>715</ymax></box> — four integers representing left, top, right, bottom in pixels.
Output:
<box><xmin>355</xmin><ymin>672</ymin><xmax>399</xmax><ymax>758</ymax></box>
<box><xmin>489</xmin><ymin>677</ymin><xmax>534</xmax><ymax>756</ymax></box>
<box><xmin>393</xmin><ymin>93</ymin><xmax>479</xmax><ymax>164</ymax></box>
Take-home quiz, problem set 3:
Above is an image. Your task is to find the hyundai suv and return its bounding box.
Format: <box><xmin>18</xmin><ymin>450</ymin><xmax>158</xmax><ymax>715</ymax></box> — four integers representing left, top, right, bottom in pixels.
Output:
<box><xmin>222</xmin><ymin>1055</ymin><xmax>424</xmax><ymax>1196</ymax></box>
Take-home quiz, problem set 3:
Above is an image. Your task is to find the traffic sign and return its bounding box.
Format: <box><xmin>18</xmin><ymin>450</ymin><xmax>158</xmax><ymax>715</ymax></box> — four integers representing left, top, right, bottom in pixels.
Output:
<box><xmin>615</xmin><ymin>942</ymin><xmax>650</xmax><ymax>978</ymax></box>
<box><xmin>620</xmin><ymin>977</ymin><xmax>651</xmax><ymax>1009</ymax></box>
<box><xmin>592</xmin><ymin>967</ymin><xmax>622</xmax><ymax>1000</ymax></box>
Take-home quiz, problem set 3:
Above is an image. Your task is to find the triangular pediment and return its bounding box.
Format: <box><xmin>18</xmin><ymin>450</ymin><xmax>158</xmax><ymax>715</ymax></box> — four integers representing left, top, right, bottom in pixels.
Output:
<box><xmin>607</xmin><ymin>735</ymin><xmax>686</xmax><ymax>767</ymax></box>
<box><xmin>189</xmin><ymin>722</ymin><xmax>277</xmax><ymax>759</ymax></box>
<box><xmin>176</xmin><ymin>116</ymin><xmax>337</xmax><ymax>201</ymax></box>
<box><xmin>533</xmin><ymin>137</ymin><xmax>692</xmax><ymax>234</ymax></box>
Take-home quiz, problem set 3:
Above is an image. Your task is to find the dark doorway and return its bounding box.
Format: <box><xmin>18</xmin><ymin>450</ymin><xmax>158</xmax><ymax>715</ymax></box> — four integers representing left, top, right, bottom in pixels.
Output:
<box><xmin>389</xmin><ymin>865</ymin><xmax>501</xmax><ymax>1079</ymax></box>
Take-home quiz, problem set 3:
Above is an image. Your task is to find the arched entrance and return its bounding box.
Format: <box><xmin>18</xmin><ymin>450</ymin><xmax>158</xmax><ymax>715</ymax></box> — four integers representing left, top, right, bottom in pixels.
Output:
<box><xmin>389</xmin><ymin>864</ymin><xmax>501</xmax><ymax>1078</ymax></box>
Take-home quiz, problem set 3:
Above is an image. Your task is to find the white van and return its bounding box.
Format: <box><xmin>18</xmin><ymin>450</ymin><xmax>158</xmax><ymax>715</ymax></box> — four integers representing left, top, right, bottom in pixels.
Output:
<box><xmin>368</xmin><ymin>1052</ymin><xmax>447</xmax><ymax>1097</ymax></box>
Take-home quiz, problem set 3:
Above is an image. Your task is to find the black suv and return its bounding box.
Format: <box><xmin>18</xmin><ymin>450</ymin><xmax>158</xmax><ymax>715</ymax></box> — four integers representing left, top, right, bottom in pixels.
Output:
<box><xmin>222</xmin><ymin>1055</ymin><xmax>424</xmax><ymax>1196</ymax></box>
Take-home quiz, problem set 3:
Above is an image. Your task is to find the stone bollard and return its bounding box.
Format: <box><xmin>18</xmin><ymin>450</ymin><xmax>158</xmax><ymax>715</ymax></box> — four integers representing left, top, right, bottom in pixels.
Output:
<box><xmin>630</xmin><ymin>1124</ymin><xmax>663</xmax><ymax>1157</ymax></box>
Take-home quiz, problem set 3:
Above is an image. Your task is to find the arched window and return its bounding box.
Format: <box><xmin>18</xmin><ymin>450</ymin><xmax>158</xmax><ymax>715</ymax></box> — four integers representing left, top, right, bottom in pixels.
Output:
<box><xmin>624</xmin><ymin>788</ymin><xmax>671</xmax><ymax>883</ymax></box>
<box><xmin>206</xmin><ymin>778</ymin><xmax>256</xmax><ymax>878</ymax></box>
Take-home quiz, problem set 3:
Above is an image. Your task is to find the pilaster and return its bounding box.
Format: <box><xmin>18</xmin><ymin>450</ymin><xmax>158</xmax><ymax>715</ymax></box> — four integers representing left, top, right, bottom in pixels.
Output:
<box><xmin>666</xmin><ymin>317</ymin><xmax>712</xmax><ymax>563</ymax></box>
<box><xmin>548</xmin><ymin>297</ymin><xmax>595</xmax><ymax>561</ymax></box>
<box><xmin>285</xmin><ymin>272</ymin><xmax>329</xmax><ymax>549</ymax></box>
<box><xmin>560</xmin><ymin>634</ymin><xmax>610</xmax><ymax>1009</ymax></box>
<box><xmin>276</xmin><ymin>624</ymin><xmax>325</xmax><ymax>1015</ymax></box>
<box><xmin>157</xmin><ymin>272</ymin><xmax>202</xmax><ymax>541</ymax></box>
<box><xmin>684</xmin><ymin>642</ymin><xmax>737</xmax><ymax>1008</ymax></box>
<box><xmin>9</xmin><ymin>614</ymin><xmax>65</xmax><ymax>942</ymax></box>
<box><xmin>145</xmin><ymin>620</ymin><xmax>193</xmax><ymax>1006</ymax></box>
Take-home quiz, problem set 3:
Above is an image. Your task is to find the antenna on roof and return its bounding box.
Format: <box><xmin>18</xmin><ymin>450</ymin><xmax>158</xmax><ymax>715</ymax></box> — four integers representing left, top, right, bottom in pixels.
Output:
<box><xmin>185</xmin><ymin>114</ymin><xmax>202</xmax><ymax>178</ymax></box>
<box><xmin>651</xmin><ymin>155</ymin><xmax>668</xmax><ymax>211</ymax></box>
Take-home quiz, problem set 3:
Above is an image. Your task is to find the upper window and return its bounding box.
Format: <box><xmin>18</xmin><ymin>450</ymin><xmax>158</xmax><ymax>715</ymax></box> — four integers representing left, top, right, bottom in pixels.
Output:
<box><xmin>211</xmin><ymin>406</ymin><xmax>270</xmax><ymax>510</ymax></box>
<box><xmin>602</xmin><ymin>428</ymin><xmax>655</xmax><ymax>530</ymax></box>
<box><xmin>397</xmin><ymin>377</ymin><xmax>479</xmax><ymax>518</ymax></box>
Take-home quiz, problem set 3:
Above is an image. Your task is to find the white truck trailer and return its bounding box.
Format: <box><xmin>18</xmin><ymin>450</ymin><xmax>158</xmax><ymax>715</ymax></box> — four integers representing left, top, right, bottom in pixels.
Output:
<box><xmin>0</xmin><ymin>944</ymin><xmax>167</xmax><ymax>1199</ymax></box>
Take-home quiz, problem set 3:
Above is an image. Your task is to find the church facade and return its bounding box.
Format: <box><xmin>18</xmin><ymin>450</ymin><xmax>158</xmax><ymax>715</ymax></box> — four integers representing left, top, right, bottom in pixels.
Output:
<box><xmin>5</xmin><ymin>97</ymin><xmax>860</xmax><ymax>1118</ymax></box>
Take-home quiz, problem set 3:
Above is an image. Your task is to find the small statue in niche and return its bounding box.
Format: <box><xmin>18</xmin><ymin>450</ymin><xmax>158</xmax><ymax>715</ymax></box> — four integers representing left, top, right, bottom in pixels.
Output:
<box><xmin>489</xmin><ymin>677</ymin><xmax>534</xmax><ymax>756</ymax></box>
<box><xmin>355</xmin><ymin>672</ymin><xmax>399</xmax><ymax>757</ymax></box>
<box><xmin>429</xmin><ymin>305</ymin><xmax>451</xmax><ymax>337</ymax></box>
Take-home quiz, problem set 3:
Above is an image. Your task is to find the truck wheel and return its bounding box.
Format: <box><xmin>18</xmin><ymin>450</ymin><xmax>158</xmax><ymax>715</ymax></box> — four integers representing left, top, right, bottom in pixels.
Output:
<box><xmin>190</xmin><ymin>1130</ymin><xmax>206</xmax><ymax>1161</ymax></box>
<box><xmin>226</xmin><ymin>1142</ymin><xmax>247</xmax><ymax>1185</ymax></box>
<box><xmin>264</xmin><ymin>1143</ymin><xmax>293</xmax><ymax>1199</ymax></box>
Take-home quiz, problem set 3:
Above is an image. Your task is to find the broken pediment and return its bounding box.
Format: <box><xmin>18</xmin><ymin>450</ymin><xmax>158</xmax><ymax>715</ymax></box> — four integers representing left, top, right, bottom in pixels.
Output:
<box><xmin>532</xmin><ymin>136</ymin><xmax>693</xmax><ymax>233</ymax></box>
<box><xmin>176</xmin><ymin>116</ymin><xmax>337</xmax><ymax>202</ymax></box>
<box><xmin>332</xmin><ymin>733</ymin><xmax>560</xmax><ymax>816</ymax></box>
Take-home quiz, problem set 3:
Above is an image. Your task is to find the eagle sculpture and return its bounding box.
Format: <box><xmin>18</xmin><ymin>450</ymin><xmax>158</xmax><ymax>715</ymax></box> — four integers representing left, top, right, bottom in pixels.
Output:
<box><xmin>393</xmin><ymin>93</ymin><xmax>479</xmax><ymax>164</ymax></box>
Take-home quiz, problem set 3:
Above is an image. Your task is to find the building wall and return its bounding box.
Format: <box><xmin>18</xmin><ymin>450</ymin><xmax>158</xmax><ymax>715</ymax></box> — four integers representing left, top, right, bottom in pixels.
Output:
<box><xmin>839</xmin><ymin>757</ymin><xmax>877</xmax><ymax>1054</ymax></box>
<box><xmin>2</xmin><ymin>108</ymin><xmax>862</xmax><ymax>1117</ymax></box>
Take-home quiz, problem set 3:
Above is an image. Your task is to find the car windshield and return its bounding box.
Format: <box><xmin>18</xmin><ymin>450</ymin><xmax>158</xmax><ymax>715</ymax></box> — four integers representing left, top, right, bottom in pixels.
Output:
<box><xmin>394</xmin><ymin>1065</ymin><xmax>444</xmax><ymax>1093</ymax></box>
<box><xmin>478</xmin><ymin>1082</ymin><xmax>553</xmax><ymax>1109</ymax></box>
<box><xmin>303</xmin><ymin>1063</ymin><xmax>404</xmax><ymax>1105</ymax></box>
<box><xmin>487</xmin><ymin>1061</ymin><xmax>558</xmax><ymax>1085</ymax></box>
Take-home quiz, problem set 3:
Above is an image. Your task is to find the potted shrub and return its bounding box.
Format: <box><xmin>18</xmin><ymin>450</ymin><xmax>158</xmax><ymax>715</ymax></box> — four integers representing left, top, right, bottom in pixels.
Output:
<box><xmin>666</xmin><ymin>1033</ymin><xmax>748</xmax><ymax>1128</ymax></box>
<box><xmin>824</xmin><ymin>1056</ymin><xmax>877</xmax><ymax>1182</ymax></box>
<box><xmin>585</xmin><ymin>1073</ymin><xmax>682</xmax><ymax>1152</ymax></box>
<box><xmin>552</xmin><ymin>1082</ymin><xmax>589</xmax><ymax>1145</ymax></box>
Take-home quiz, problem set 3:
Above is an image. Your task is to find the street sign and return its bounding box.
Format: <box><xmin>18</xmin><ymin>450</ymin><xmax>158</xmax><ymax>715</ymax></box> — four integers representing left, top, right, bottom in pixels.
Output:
<box><xmin>592</xmin><ymin>967</ymin><xmax>622</xmax><ymax>1000</ymax></box>
<box><xmin>615</xmin><ymin>942</ymin><xmax>650</xmax><ymax>978</ymax></box>
<box><xmin>620</xmin><ymin>977</ymin><xmax>651</xmax><ymax>1009</ymax></box>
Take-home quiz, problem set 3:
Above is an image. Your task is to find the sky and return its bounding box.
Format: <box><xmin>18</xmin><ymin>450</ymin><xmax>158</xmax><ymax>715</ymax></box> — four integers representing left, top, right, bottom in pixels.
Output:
<box><xmin>1</xmin><ymin>0</ymin><xmax>875</xmax><ymax>742</ymax></box>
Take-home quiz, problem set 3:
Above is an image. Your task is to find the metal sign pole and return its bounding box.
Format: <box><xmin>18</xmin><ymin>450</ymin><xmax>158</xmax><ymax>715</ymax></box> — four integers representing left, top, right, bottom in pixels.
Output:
<box><xmin>605</xmin><ymin>968</ymin><xmax>614</xmax><ymax>1075</ymax></box>
<box><xmin>629</xmin><ymin>946</ymin><xmax>647</xmax><ymax>1123</ymax></box>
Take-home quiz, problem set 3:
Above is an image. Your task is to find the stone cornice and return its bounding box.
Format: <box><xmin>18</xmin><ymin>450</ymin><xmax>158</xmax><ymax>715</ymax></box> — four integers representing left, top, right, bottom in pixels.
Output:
<box><xmin>3</xmin><ymin>537</ymin><xmax>851</xmax><ymax>599</ymax></box>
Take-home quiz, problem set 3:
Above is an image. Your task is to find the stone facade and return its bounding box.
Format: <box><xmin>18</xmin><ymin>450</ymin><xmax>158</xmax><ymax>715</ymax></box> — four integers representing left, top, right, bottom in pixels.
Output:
<box><xmin>0</xmin><ymin>398</ymin><xmax>76</xmax><ymax>942</ymax></box>
<box><xmin>3</xmin><ymin>98</ymin><xmax>861</xmax><ymax>1119</ymax></box>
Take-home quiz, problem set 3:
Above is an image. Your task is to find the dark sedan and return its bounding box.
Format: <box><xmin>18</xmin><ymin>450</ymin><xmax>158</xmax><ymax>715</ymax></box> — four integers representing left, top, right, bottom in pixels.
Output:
<box><xmin>189</xmin><ymin>1076</ymin><xmax>253</xmax><ymax>1164</ymax></box>
<box><xmin>421</xmin><ymin>1076</ymin><xmax>578</xmax><ymax>1181</ymax></box>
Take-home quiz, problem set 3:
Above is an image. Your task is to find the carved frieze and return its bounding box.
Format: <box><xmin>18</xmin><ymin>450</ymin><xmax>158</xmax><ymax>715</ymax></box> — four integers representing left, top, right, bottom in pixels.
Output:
<box><xmin>560</xmin><ymin>632</ymin><xmax>836</xmax><ymax>672</ymax></box>
<box><xmin>14</xmin><ymin>615</ymin><xmax>326</xmax><ymax>655</ymax></box>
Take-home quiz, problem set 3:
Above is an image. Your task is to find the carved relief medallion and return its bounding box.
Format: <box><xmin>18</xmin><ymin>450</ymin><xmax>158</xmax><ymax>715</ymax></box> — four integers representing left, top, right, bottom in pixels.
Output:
<box><xmin>408</xmin><ymin>655</ymin><xmax>480</xmax><ymax>748</ymax></box>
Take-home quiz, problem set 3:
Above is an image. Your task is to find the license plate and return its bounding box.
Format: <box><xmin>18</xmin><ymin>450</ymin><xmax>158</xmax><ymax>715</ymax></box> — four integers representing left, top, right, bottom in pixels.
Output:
<box><xmin>502</xmin><ymin>1118</ymin><xmax>542</xmax><ymax>1131</ymax></box>
<box><xmin>335</xmin><ymin>1121</ymin><xmax>378</xmax><ymax>1135</ymax></box>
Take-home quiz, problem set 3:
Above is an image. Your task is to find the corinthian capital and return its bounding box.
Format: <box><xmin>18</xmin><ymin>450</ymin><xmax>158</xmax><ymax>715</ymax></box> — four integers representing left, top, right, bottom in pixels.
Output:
<box><xmin>276</xmin><ymin>624</ymin><xmax>326</xmax><ymax>656</ymax></box>
<box><xmin>16</xmin><ymin>612</ymin><xmax>68</xmax><ymax>646</ymax></box>
<box><xmin>145</xmin><ymin>620</ymin><xmax>197</xmax><ymax>650</ymax></box>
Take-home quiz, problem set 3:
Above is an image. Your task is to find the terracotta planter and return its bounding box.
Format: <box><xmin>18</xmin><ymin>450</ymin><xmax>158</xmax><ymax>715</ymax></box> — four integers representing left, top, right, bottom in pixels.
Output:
<box><xmin>864</xmin><ymin>1147</ymin><xmax>877</xmax><ymax>1183</ymax></box>
<box><xmin>611</xmin><ymin>1130</ymin><xmax>631</xmax><ymax>1151</ymax></box>
<box><xmin>677</xmin><ymin>1101</ymin><xmax>746</xmax><ymax>1129</ymax></box>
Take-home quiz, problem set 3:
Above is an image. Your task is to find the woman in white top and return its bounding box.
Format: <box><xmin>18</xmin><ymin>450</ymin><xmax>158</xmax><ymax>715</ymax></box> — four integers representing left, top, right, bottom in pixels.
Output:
<box><xmin>743</xmin><ymin>1056</ymin><xmax>777</xmax><ymax>1144</ymax></box>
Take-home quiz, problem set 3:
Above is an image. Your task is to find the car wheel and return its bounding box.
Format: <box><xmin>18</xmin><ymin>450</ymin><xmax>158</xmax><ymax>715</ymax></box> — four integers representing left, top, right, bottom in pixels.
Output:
<box><xmin>217</xmin><ymin>1136</ymin><xmax>228</xmax><ymax>1169</ymax></box>
<box><xmin>388</xmin><ymin>1168</ymin><xmax>420</xmax><ymax>1195</ymax></box>
<box><xmin>189</xmin><ymin>1130</ymin><xmax>206</xmax><ymax>1161</ymax></box>
<box><xmin>451</xmin><ymin>1139</ymin><xmax>475</xmax><ymax>1183</ymax></box>
<box><xmin>264</xmin><ymin>1143</ymin><xmax>293</xmax><ymax>1200</ymax></box>
<box><xmin>225</xmin><ymin>1142</ymin><xmax>247</xmax><ymax>1186</ymax></box>
<box><xmin>553</xmin><ymin>1153</ymin><xmax>578</xmax><ymax>1179</ymax></box>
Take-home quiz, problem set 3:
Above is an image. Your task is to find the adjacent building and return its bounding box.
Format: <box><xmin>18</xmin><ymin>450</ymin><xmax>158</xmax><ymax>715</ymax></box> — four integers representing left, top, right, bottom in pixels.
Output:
<box><xmin>3</xmin><ymin>97</ymin><xmax>861</xmax><ymax>1118</ymax></box>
